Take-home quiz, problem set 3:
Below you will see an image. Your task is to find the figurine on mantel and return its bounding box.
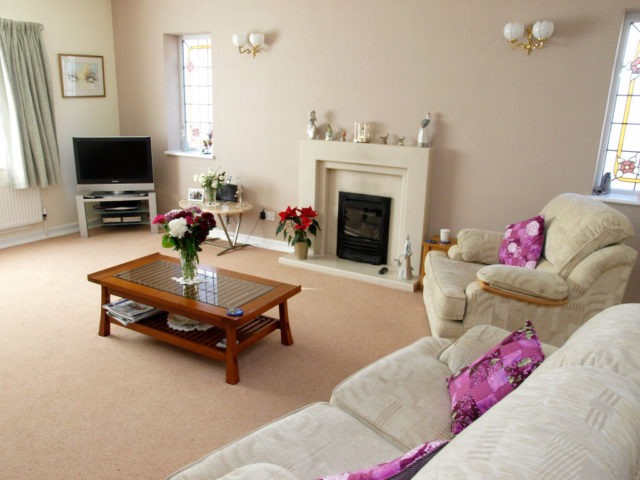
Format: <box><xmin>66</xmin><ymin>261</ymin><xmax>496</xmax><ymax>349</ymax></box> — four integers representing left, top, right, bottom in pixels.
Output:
<box><xmin>341</xmin><ymin>131</ymin><xmax>346</xmax><ymax>142</ymax></box>
<box><xmin>397</xmin><ymin>137</ymin><xmax>406</xmax><ymax>146</ymax></box>
<box><xmin>418</xmin><ymin>113</ymin><xmax>431</xmax><ymax>147</ymax></box>
<box><xmin>306</xmin><ymin>110</ymin><xmax>318</xmax><ymax>139</ymax></box>
<box><xmin>380</xmin><ymin>134</ymin><xmax>389</xmax><ymax>144</ymax></box>
<box><xmin>325</xmin><ymin>123</ymin><xmax>333</xmax><ymax>140</ymax></box>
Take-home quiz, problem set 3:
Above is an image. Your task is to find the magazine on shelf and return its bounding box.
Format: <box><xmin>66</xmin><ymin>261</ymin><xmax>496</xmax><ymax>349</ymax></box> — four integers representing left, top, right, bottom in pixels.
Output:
<box><xmin>102</xmin><ymin>299</ymin><xmax>161</xmax><ymax>325</ymax></box>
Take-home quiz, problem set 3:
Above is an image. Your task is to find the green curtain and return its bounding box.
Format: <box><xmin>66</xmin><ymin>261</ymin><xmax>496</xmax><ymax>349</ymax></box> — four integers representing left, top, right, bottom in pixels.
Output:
<box><xmin>0</xmin><ymin>18</ymin><xmax>60</xmax><ymax>187</ymax></box>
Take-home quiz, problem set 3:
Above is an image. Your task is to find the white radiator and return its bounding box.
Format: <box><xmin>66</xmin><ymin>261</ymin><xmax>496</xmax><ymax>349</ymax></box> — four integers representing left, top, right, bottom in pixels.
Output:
<box><xmin>0</xmin><ymin>185</ymin><xmax>42</xmax><ymax>231</ymax></box>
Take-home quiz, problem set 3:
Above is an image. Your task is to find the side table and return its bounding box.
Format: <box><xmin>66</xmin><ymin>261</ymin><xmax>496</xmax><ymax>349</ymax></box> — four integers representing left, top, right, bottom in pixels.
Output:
<box><xmin>420</xmin><ymin>235</ymin><xmax>458</xmax><ymax>289</ymax></box>
<box><xmin>179</xmin><ymin>200</ymin><xmax>253</xmax><ymax>255</ymax></box>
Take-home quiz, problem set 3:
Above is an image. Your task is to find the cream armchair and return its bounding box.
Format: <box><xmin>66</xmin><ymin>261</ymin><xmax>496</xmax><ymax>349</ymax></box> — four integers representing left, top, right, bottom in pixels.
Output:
<box><xmin>423</xmin><ymin>193</ymin><xmax>637</xmax><ymax>345</ymax></box>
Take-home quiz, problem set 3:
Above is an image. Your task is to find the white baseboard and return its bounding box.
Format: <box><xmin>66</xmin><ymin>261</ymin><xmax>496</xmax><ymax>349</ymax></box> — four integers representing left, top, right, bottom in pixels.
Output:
<box><xmin>0</xmin><ymin>222</ymin><xmax>293</xmax><ymax>253</ymax></box>
<box><xmin>0</xmin><ymin>222</ymin><xmax>79</xmax><ymax>249</ymax></box>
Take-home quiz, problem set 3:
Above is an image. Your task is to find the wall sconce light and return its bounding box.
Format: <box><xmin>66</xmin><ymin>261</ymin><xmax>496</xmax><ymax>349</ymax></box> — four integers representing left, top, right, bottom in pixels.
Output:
<box><xmin>504</xmin><ymin>21</ymin><xmax>554</xmax><ymax>55</ymax></box>
<box><xmin>232</xmin><ymin>32</ymin><xmax>264</xmax><ymax>58</ymax></box>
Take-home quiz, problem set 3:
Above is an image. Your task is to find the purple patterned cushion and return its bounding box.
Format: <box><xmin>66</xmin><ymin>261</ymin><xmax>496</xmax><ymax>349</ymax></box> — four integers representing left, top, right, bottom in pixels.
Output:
<box><xmin>499</xmin><ymin>215</ymin><xmax>545</xmax><ymax>269</ymax></box>
<box><xmin>446</xmin><ymin>321</ymin><xmax>544</xmax><ymax>435</ymax></box>
<box><xmin>316</xmin><ymin>440</ymin><xmax>449</xmax><ymax>480</ymax></box>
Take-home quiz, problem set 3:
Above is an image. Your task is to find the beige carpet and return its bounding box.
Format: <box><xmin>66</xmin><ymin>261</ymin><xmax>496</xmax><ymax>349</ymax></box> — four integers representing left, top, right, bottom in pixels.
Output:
<box><xmin>0</xmin><ymin>226</ymin><xmax>429</xmax><ymax>479</ymax></box>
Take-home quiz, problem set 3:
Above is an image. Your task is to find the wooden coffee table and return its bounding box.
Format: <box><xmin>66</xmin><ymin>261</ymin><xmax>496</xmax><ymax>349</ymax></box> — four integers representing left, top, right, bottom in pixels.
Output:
<box><xmin>87</xmin><ymin>253</ymin><xmax>301</xmax><ymax>384</ymax></box>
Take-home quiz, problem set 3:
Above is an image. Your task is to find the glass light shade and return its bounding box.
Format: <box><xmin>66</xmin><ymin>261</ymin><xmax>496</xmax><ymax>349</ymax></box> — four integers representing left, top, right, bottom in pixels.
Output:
<box><xmin>532</xmin><ymin>21</ymin><xmax>554</xmax><ymax>40</ymax></box>
<box><xmin>232</xmin><ymin>33</ymin><xmax>247</xmax><ymax>47</ymax></box>
<box><xmin>249</xmin><ymin>32</ymin><xmax>264</xmax><ymax>47</ymax></box>
<box><xmin>503</xmin><ymin>22</ymin><xmax>525</xmax><ymax>41</ymax></box>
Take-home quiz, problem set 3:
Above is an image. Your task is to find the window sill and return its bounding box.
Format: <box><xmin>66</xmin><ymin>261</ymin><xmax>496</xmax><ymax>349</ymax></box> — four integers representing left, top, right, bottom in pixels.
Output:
<box><xmin>592</xmin><ymin>192</ymin><xmax>640</xmax><ymax>207</ymax></box>
<box><xmin>165</xmin><ymin>150</ymin><xmax>215</xmax><ymax>160</ymax></box>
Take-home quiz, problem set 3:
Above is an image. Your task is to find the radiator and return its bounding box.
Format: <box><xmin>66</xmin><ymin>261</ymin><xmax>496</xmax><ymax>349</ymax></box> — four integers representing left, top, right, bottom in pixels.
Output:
<box><xmin>0</xmin><ymin>185</ymin><xmax>42</xmax><ymax>231</ymax></box>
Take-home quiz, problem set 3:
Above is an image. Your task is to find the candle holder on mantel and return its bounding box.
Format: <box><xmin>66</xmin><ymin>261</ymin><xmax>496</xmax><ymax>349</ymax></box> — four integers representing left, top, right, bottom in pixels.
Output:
<box><xmin>353</xmin><ymin>122</ymin><xmax>371</xmax><ymax>143</ymax></box>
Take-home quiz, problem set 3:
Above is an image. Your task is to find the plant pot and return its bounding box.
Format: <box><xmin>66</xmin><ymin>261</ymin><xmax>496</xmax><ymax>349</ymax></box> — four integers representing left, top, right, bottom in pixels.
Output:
<box><xmin>294</xmin><ymin>241</ymin><xmax>308</xmax><ymax>260</ymax></box>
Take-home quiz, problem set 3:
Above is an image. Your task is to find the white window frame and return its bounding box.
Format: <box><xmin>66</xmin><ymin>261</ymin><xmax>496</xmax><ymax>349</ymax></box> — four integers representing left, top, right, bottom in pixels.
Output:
<box><xmin>594</xmin><ymin>12</ymin><xmax>640</xmax><ymax>205</ymax></box>
<box><xmin>178</xmin><ymin>34</ymin><xmax>213</xmax><ymax>154</ymax></box>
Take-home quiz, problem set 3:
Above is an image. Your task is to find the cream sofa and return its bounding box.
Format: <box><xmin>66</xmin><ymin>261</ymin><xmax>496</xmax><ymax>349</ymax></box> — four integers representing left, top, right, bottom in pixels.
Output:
<box><xmin>423</xmin><ymin>193</ymin><xmax>637</xmax><ymax>345</ymax></box>
<box><xmin>167</xmin><ymin>303</ymin><xmax>640</xmax><ymax>480</ymax></box>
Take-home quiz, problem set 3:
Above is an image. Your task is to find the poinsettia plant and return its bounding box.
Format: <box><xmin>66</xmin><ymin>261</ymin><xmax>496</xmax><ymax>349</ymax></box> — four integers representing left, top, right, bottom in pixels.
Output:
<box><xmin>276</xmin><ymin>206</ymin><xmax>320</xmax><ymax>246</ymax></box>
<box><xmin>152</xmin><ymin>206</ymin><xmax>217</xmax><ymax>261</ymax></box>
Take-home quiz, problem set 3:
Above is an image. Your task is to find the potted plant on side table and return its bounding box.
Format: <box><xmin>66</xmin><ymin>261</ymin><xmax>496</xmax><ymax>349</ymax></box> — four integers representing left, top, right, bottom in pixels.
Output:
<box><xmin>276</xmin><ymin>206</ymin><xmax>320</xmax><ymax>259</ymax></box>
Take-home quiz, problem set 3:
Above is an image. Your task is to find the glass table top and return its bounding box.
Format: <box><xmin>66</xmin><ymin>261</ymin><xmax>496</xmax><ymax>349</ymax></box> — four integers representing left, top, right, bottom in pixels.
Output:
<box><xmin>114</xmin><ymin>260</ymin><xmax>274</xmax><ymax>309</ymax></box>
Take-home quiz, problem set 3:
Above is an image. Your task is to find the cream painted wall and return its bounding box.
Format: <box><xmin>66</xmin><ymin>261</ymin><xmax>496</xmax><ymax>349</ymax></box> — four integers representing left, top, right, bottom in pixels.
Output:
<box><xmin>0</xmin><ymin>0</ymin><xmax>119</xmax><ymax>243</ymax></box>
<box><xmin>110</xmin><ymin>0</ymin><xmax>640</xmax><ymax>301</ymax></box>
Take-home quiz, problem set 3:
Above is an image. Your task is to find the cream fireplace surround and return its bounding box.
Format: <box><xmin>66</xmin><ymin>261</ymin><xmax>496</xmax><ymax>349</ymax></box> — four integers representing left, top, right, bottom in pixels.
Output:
<box><xmin>279</xmin><ymin>140</ymin><xmax>433</xmax><ymax>291</ymax></box>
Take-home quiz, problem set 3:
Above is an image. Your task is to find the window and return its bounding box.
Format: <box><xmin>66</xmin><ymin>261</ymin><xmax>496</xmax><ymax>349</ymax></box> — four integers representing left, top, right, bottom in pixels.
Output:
<box><xmin>180</xmin><ymin>35</ymin><xmax>212</xmax><ymax>152</ymax></box>
<box><xmin>596</xmin><ymin>13</ymin><xmax>640</xmax><ymax>196</ymax></box>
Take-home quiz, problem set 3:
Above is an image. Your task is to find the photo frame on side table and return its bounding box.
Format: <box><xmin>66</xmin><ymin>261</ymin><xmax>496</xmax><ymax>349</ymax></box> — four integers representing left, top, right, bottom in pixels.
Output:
<box><xmin>188</xmin><ymin>188</ymin><xmax>204</xmax><ymax>202</ymax></box>
<box><xmin>58</xmin><ymin>54</ymin><xmax>105</xmax><ymax>98</ymax></box>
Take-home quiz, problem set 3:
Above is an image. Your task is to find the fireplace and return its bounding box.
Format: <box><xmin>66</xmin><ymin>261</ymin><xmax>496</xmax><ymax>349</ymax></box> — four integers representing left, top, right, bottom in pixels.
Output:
<box><xmin>278</xmin><ymin>140</ymin><xmax>433</xmax><ymax>292</ymax></box>
<box><xmin>337</xmin><ymin>192</ymin><xmax>391</xmax><ymax>265</ymax></box>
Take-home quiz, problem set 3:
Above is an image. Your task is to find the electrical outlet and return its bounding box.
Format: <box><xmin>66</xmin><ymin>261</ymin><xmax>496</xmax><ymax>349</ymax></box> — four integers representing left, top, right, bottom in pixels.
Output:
<box><xmin>265</xmin><ymin>211</ymin><xmax>275</xmax><ymax>221</ymax></box>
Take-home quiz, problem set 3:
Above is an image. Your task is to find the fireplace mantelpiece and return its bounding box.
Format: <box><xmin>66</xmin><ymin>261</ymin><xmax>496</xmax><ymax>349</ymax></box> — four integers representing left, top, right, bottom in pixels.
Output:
<box><xmin>279</xmin><ymin>140</ymin><xmax>433</xmax><ymax>291</ymax></box>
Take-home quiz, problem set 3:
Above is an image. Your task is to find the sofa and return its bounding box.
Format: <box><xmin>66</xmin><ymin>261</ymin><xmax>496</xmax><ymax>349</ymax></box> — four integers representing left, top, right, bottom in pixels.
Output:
<box><xmin>167</xmin><ymin>303</ymin><xmax>640</xmax><ymax>479</ymax></box>
<box><xmin>423</xmin><ymin>193</ymin><xmax>637</xmax><ymax>346</ymax></box>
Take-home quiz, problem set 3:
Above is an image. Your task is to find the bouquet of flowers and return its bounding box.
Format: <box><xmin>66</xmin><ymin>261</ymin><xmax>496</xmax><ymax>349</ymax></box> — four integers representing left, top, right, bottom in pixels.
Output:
<box><xmin>194</xmin><ymin>167</ymin><xmax>226</xmax><ymax>190</ymax></box>
<box><xmin>152</xmin><ymin>206</ymin><xmax>217</xmax><ymax>282</ymax></box>
<box><xmin>276</xmin><ymin>206</ymin><xmax>320</xmax><ymax>246</ymax></box>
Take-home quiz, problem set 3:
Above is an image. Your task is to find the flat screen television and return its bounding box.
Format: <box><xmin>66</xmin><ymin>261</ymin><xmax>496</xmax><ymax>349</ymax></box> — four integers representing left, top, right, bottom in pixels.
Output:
<box><xmin>73</xmin><ymin>136</ymin><xmax>154</xmax><ymax>193</ymax></box>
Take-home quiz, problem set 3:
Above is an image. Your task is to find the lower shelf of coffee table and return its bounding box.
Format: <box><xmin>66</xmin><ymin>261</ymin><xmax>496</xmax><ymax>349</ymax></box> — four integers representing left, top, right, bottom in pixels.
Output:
<box><xmin>108</xmin><ymin>312</ymin><xmax>279</xmax><ymax>362</ymax></box>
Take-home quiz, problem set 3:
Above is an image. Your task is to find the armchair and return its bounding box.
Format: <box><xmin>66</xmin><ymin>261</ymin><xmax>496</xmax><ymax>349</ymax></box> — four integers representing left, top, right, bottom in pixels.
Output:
<box><xmin>423</xmin><ymin>193</ymin><xmax>637</xmax><ymax>345</ymax></box>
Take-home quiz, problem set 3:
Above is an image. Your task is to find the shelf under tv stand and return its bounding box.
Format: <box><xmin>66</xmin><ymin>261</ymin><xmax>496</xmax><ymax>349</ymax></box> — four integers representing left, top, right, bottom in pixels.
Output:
<box><xmin>76</xmin><ymin>190</ymin><xmax>158</xmax><ymax>238</ymax></box>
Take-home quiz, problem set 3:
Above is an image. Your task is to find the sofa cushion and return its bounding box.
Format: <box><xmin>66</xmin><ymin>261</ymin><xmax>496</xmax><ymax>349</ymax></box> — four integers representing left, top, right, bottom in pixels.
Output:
<box><xmin>499</xmin><ymin>215</ymin><xmax>545</xmax><ymax>269</ymax></box>
<box><xmin>218</xmin><ymin>463</ymin><xmax>299</xmax><ymax>480</ymax></box>
<box><xmin>532</xmin><ymin>303</ymin><xmax>640</xmax><ymax>385</ymax></box>
<box><xmin>446</xmin><ymin>321</ymin><xmax>545</xmax><ymax>434</ymax></box>
<box><xmin>317</xmin><ymin>440</ymin><xmax>449</xmax><ymax>480</ymax></box>
<box><xmin>438</xmin><ymin>324</ymin><xmax>558</xmax><ymax>375</ymax></box>
<box><xmin>476</xmin><ymin>264</ymin><xmax>568</xmax><ymax>301</ymax></box>
<box><xmin>453</xmin><ymin>228</ymin><xmax>504</xmax><ymax>264</ymax></box>
<box><xmin>540</xmin><ymin>193</ymin><xmax>634</xmax><ymax>277</ymax></box>
<box><xmin>416</xmin><ymin>367</ymin><xmax>640</xmax><ymax>480</ymax></box>
<box><xmin>423</xmin><ymin>251</ymin><xmax>484</xmax><ymax>321</ymax></box>
<box><xmin>166</xmin><ymin>402</ymin><xmax>403</xmax><ymax>480</ymax></box>
<box><xmin>330</xmin><ymin>336</ymin><xmax>453</xmax><ymax>450</ymax></box>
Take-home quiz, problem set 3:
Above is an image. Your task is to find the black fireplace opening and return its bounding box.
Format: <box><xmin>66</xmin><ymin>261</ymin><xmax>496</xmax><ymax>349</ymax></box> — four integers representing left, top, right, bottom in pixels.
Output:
<box><xmin>337</xmin><ymin>191</ymin><xmax>391</xmax><ymax>265</ymax></box>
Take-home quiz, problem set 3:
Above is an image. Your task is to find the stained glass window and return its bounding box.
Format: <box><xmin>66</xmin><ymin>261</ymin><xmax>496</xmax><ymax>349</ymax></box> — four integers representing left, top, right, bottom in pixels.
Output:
<box><xmin>181</xmin><ymin>35</ymin><xmax>212</xmax><ymax>152</ymax></box>
<box><xmin>597</xmin><ymin>14</ymin><xmax>640</xmax><ymax>194</ymax></box>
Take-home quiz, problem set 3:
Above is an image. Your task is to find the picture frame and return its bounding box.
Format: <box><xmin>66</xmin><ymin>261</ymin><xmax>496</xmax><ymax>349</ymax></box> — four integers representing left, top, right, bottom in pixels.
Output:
<box><xmin>188</xmin><ymin>188</ymin><xmax>204</xmax><ymax>202</ymax></box>
<box><xmin>58</xmin><ymin>54</ymin><xmax>105</xmax><ymax>98</ymax></box>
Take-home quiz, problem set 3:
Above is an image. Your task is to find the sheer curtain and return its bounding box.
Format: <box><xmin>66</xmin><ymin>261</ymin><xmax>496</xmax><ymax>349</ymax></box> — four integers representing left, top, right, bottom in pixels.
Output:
<box><xmin>0</xmin><ymin>18</ymin><xmax>60</xmax><ymax>188</ymax></box>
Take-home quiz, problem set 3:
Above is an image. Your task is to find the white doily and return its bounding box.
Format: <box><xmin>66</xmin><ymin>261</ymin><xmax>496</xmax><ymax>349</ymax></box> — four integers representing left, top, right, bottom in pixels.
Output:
<box><xmin>167</xmin><ymin>313</ymin><xmax>213</xmax><ymax>332</ymax></box>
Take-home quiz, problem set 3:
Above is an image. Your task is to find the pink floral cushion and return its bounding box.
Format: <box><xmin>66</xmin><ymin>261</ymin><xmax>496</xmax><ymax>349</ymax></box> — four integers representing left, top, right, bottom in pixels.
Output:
<box><xmin>446</xmin><ymin>321</ymin><xmax>544</xmax><ymax>435</ymax></box>
<box><xmin>499</xmin><ymin>215</ymin><xmax>545</xmax><ymax>269</ymax></box>
<box><xmin>316</xmin><ymin>440</ymin><xmax>449</xmax><ymax>480</ymax></box>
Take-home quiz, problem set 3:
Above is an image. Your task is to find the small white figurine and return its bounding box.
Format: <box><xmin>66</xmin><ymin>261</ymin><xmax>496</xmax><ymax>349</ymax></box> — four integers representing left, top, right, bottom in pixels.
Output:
<box><xmin>396</xmin><ymin>235</ymin><xmax>414</xmax><ymax>280</ymax></box>
<box><xmin>402</xmin><ymin>235</ymin><xmax>412</xmax><ymax>257</ymax></box>
<box><xmin>418</xmin><ymin>113</ymin><xmax>431</xmax><ymax>147</ymax></box>
<box><xmin>306</xmin><ymin>110</ymin><xmax>318</xmax><ymax>139</ymax></box>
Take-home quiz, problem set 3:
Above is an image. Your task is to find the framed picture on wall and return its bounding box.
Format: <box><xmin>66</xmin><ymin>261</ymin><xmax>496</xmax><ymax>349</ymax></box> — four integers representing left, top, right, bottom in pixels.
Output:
<box><xmin>58</xmin><ymin>54</ymin><xmax>105</xmax><ymax>98</ymax></box>
<box><xmin>188</xmin><ymin>188</ymin><xmax>204</xmax><ymax>202</ymax></box>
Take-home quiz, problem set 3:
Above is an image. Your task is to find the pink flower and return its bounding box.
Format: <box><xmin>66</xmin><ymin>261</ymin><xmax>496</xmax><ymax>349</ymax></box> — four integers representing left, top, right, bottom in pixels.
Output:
<box><xmin>631</xmin><ymin>57</ymin><xmax>640</xmax><ymax>74</ymax></box>
<box><xmin>620</xmin><ymin>160</ymin><xmax>636</xmax><ymax>174</ymax></box>
<box><xmin>152</xmin><ymin>214</ymin><xmax>165</xmax><ymax>224</ymax></box>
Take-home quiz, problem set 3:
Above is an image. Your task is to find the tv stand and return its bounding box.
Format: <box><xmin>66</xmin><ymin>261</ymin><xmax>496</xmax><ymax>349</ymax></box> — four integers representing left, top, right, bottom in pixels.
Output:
<box><xmin>76</xmin><ymin>190</ymin><xmax>158</xmax><ymax>238</ymax></box>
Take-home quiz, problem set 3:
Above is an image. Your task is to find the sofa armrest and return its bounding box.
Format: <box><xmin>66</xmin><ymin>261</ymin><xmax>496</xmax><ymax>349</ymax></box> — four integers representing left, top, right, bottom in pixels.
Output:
<box><xmin>476</xmin><ymin>264</ymin><xmax>568</xmax><ymax>305</ymax></box>
<box><xmin>453</xmin><ymin>229</ymin><xmax>504</xmax><ymax>265</ymax></box>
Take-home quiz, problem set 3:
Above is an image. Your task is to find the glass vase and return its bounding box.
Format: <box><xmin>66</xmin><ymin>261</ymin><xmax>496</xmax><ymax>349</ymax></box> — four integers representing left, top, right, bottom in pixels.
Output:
<box><xmin>179</xmin><ymin>248</ymin><xmax>199</xmax><ymax>284</ymax></box>
<box><xmin>205</xmin><ymin>186</ymin><xmax>219</xmax><ymax>206</ymax></box>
